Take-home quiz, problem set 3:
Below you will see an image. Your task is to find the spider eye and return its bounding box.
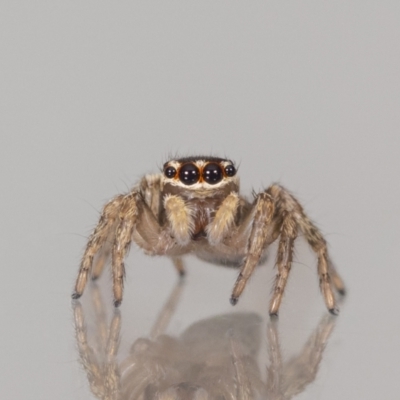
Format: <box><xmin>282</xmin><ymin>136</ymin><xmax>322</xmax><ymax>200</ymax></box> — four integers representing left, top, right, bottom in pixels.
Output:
<box><xmin>203</xmin><ymin>163</ymin><xmax>223</xmax><ymax>184</ymax></box>
<box><xmin>179</xmin><ymin>163</ymin><xmax>200</xmax><ymax>185</ymax></box>
<box><xmin>224</xmin><ymin>164</ymin><xmax>236</xmax><ymax>177</ymax></box>
<box><xmin>164</xmin><ymin>166</ymin><xmax>177</xmax><ymax>178</ymax></box>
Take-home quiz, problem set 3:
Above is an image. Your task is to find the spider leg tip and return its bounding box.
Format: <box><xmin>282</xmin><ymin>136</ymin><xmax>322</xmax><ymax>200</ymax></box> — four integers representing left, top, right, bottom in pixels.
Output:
<box><xmin>230</xmin><ymin>297</ymin><xmax>238</xmax><ymax>306</ymax></box>
<box><xmin>114</xmin><ymin>299</ymin><xmax>122</xmax><ymax>308</ymax></box>
<box><xmin>329</xmin><ymin>307</ymin><xmax>339</xmax><ymax>316</ymax></box>
<box><xmin>178</xmin><ymin>270</ymin><xmax>186</xmax><ymax>278</ymax></box>
<box><xmin>338</xmin><ymin>288</ymin><xmax>346</xmax><ymax>296</ymax></box>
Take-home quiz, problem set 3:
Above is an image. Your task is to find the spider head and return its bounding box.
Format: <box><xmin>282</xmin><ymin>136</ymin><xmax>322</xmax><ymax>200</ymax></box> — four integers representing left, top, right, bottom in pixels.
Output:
<box><xmin>161</xmin><ymin>156</ymin><xmax>239</xmax><ymax>197</ymax></box>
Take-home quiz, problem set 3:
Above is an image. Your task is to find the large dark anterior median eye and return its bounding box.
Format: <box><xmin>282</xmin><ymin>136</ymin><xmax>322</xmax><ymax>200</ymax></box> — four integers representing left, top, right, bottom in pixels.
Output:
<box><xmin>203</xmin><ymin>163</ymin><xmax>223</xmax><ymax>184</ymax></box>
<box><xmin>179</xmin><ymin>163</ymin><xmax>200</xmax><ymax>185</ymax></box>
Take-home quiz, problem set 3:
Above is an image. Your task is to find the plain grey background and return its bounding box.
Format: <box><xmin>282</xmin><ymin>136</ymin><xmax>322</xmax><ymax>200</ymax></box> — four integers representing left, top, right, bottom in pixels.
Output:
<box><xmin>1</xmin><ymin>2</ymin><xmax>399</xmax><ymax>399</ymax></box>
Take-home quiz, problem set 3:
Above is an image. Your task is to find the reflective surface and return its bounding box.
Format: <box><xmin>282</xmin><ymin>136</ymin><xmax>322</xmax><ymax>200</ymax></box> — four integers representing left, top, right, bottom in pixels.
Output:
<box><xmin>74</xmin><ymin>281</ymin><xmax>337</xmax><ymax>400</ymax></box>
<box><xmin>1</xmin><ymin>2</ymin><xmax>400</xmax><ymax>399</ymax></box>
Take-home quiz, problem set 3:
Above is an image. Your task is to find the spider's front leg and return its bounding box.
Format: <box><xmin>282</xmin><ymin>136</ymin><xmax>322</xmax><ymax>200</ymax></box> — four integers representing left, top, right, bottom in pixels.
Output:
<box><xmin>72</xmin><ymin>194</ymin><xmax>125</xmax><ymax>300</ymax></box>
<box><xmin>109</xmin><ymin>190</ymin><xmax>178</xmax><ymax>306</ymax></box>
<box><xmin>230</xmin><ymin>193</ymin><xmax>275</xmax><ymax>306</ymax></box>
<box><xmin>73</xmin><ymin>191</ymin><xmax>149</xmax><ymax>306</ymax></box>
<box><xmin>111</xmin><ymin>193</ymin><xmax>140</xmax><ymax>306</ymax></box>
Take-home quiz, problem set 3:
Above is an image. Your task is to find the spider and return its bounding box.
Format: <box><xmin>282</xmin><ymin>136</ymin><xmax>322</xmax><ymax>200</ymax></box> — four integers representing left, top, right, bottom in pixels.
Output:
<box><xmin>72</xmin><ymin>156</ymin><xmax>345</xmax><ymax>315</ymax></box>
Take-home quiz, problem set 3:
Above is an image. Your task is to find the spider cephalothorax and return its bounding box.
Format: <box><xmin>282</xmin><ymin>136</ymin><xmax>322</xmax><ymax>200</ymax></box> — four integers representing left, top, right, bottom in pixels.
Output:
<box><xmin>73</xmin><ymin>156</ymin><xmax>345</xmax><ymax>315</ymax></box>
<box><xmin>160</xmin><ymin>157</ymin><xmax>240</xmax><ymax>242</ymax></box>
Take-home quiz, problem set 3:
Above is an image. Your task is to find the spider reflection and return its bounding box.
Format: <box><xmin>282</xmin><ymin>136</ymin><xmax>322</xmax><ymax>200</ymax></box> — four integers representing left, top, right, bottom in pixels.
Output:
<box><xmin>73</xmin><ymin>282</ymin><xmax>337</xmax><ymax>400</ymax></box>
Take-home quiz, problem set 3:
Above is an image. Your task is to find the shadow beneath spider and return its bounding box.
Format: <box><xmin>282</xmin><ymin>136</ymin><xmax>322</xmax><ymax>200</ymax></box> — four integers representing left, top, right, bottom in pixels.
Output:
<box><xmin>73</xmin><ymin>280</ymin><xmax>339</xmax><ymax>400</ymax></box>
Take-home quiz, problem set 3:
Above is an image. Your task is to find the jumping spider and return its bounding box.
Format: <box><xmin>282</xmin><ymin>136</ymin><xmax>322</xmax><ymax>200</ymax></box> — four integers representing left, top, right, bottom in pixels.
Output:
<box><xmin>72</xmin><ymin>156</ymin><xmax>345</xmax><ymax>315</ymax></box>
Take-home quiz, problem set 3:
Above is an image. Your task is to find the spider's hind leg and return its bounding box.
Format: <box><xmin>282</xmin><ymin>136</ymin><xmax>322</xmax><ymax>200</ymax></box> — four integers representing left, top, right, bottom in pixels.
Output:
<box><xmin>295</xmin><ymin>209</ymin><xmax>343</xmax><ymax>314</ymax></box>
<box><xmin>269</xmin><ymin>213</ymin><xmax>298</xmax><ymax>316</ymax></box>
<box><xmin>268</xmin><ymin>184</ymin><xmax>345</xmax><ymax>315</ymax></box>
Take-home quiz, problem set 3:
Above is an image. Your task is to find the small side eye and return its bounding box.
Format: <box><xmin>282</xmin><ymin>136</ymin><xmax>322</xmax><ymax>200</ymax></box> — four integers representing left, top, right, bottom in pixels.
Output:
<box><xmin>164</xmin><ymin>166</ymin><xmax>177</xmax><ymax>178</ymax></box>
<box><xmin>224</xmin><ymin>165</ymin><xmax>236</xmax><ymax>177</ymax></box>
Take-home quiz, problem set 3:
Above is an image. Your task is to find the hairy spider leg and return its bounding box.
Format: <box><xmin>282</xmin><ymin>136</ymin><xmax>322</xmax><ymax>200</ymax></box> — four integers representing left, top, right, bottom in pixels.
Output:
<box><xmin>269</xmin><ymin>214</ymin><xmax>298</xmax><ymax>316</ymax></box>
<box><xmin>112</xmin><ymin>194</ymin><xmax>139</xmax><ymax>306</ymax></box>
<box><xmin>73</xmin><ymin>174</ymin><xmax>184</xmax><ymax>304</ymax></box>
<box><xmin>73</xmin><ymin>194</ymin><xmax>125</xmax><ymax>299</ymax></box>
<box><xmin>230</xmin><ymin>184</ymin><xmax>345</xmax><ymax>315</ymax></box>
<box><xmin>230</xmin><ymin>192</ymin><xmax>275</xmax><ymax>305</ymax></box>
<box><xmin>269</xmin><ymin>184</ymin><xmax>344</xmax><ymax>314</ymax></box>
<box><xmin>91</xmin><ymin>242</ymin><xmax>112</xmax><ymax>281</ymax></box>
<box><xmin>328</xmin><ymin>260</ymin><xmax>346</xmax><ymax>295</ymax></box>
